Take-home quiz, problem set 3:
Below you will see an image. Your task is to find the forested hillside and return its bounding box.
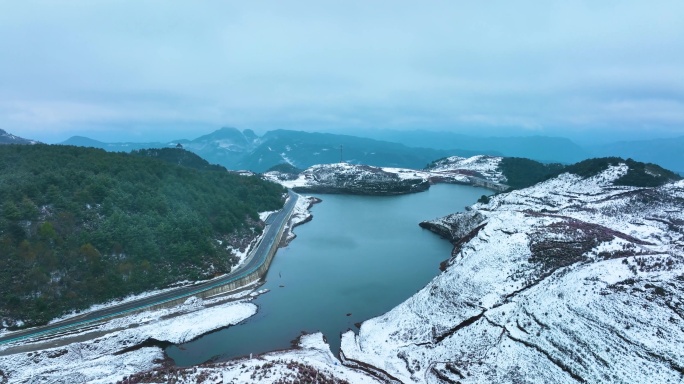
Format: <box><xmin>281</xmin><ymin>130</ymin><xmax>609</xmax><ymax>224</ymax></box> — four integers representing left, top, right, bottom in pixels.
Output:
<box><xmin>557</xmin><ymin>157</ymin><xmax>681</xmax><ymax>187</ymax></box>
<box><xmin>131</xmin><ymin>147</ymin><xmax>228</xmax><ymax>172</ymax></box>
<box><xmin>0</xmin><ymin>145</ymin><xmax>284</xmax><ymax>327</ymax></box>
<box><xmin>482</xmin><ymin>156</ymin><xmax>678</xmax><ymax>191</ymax></box>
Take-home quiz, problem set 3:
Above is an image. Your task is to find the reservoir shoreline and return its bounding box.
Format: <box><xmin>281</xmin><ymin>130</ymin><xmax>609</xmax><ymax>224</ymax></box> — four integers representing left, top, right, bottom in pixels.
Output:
<box><xmin>166</xmin><ymin>183</ymin><xmax>489</xmax><ymax>366</ymax></box>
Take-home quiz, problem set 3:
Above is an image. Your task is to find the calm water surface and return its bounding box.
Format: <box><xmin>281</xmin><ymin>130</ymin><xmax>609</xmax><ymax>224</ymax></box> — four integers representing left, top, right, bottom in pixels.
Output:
<box><xmin>167</xmin><ymin>184</ymin><xmax>487</xmax><ymax>365</ymax></box>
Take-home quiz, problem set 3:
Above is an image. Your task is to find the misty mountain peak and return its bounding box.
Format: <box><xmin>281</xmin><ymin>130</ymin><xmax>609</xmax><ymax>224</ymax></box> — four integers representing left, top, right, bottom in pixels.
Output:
<box><xmin>192</xmin><ymin>127</ymin><xmax>253</xmax><ymax>145</ymax></box>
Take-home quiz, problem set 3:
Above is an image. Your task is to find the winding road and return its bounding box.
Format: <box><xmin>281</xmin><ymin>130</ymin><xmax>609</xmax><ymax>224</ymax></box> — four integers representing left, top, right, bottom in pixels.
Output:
<box><xmin>0</xmin><ymin>190</ymin><xmax>298</xmax><ymax>346</ymax></box>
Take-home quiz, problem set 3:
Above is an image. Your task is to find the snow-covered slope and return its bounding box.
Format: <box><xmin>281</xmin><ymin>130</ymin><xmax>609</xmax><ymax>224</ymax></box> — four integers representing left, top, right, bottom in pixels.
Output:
<box><xmin>341</xmin><ymin>163</ymin><xmax>684</xmax><ymax>383</ymax></box>
<box><xmin>426</xmin><ymin>155</ymin><xmax>506</xmax><ymax>183</ymax></box>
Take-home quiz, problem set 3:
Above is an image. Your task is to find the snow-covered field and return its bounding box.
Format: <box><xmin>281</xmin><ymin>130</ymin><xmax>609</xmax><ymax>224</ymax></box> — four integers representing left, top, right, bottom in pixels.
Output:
<box><xmin>426</xmin><ymin>155</ymin><xmax>506</xmax><ymax>183</ymax></box>
<box><xmin>340</xmin><ymin>164</ymin><xmax>684</xmax><ymax>383</ymax></box>
<box><xmin>384</xmin><ymin>155</ymin><xmax>507</xmax><ymax>185</ymax></box>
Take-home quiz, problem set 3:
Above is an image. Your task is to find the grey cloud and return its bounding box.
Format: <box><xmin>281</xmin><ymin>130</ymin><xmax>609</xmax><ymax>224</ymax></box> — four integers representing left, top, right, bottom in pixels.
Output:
<box><xmin>1</xmin><ymin>1</ymin><xmax>683</xmax><ymax>142</ymax></box>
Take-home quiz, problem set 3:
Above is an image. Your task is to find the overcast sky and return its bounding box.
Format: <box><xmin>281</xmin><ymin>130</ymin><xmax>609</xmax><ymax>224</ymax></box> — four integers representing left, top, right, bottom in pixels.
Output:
<box><xmin>1</xmin><ymin>1</ymin><xmax>683</xmax><ymax>143</ymax></box>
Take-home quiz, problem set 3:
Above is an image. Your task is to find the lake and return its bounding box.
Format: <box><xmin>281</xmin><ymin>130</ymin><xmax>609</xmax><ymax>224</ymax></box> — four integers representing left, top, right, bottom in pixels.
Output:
<box><xmin>166</xmin><ymin>183</ymin><xmax>488</xmax><ymax>365</ymax></box>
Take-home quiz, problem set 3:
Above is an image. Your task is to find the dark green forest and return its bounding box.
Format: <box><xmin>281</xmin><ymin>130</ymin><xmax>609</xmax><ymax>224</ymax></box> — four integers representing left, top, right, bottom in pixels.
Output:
<box><xmin>130</xmin><ymin>147</ymin><xmax>228</xmax><ymax>172</ymax></box>
<box><xmin>498</xmin><ymin>157</ymin><xmax>565</xmax><ymax>190</ymax></box>
<box><xmin>0</xmin><ymin>145</ymin><xmax>284</xmax><ymax>327</ymax></box>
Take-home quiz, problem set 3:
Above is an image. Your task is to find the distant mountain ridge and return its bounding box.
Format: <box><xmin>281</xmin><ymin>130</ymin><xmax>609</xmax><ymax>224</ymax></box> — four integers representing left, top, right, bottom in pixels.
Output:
<box><xmin>60</xmin><ymin>127</ymin><xmax>683</xmax><ymax>174</ymax></box>
<box><xmin>238</xmin><ymin>129</ymin><xmax>488</xmax><ymax>172</ymax></box>
<box><xmin>349</xmin><ymin>129</ymin><xmax>592</xmax><ymax>164</ymax></box>
<box><xmin>174</xmin><ymin>127</ymin><xmax>259</xmax><ymax>170</ymax></box>
<box><xmin>61</xmin><ymin>128</ymin><xmax>494</xmax><ymax>173</ymax></box>
<box><xmin>61</xmin><ymin>136</ymin><xmax>168</xmax><ymax>152</ymax></box>
<box><xmin>591</xmin><ymin>136</ymin><xmax>684</xmax><ymax>175</ymax></box>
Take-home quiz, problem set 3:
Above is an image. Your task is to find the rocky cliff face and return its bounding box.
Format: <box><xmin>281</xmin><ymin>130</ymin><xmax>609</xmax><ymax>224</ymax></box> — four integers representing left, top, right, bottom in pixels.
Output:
<box><xmin>341</xmin><ymin>162</ymin><xmax>684</xmax><ymax>383</ymax></box>
<box><xmin>267</xmin><ymin>163</ymin><xmax>430</xmax><ymax>196</ymax></box>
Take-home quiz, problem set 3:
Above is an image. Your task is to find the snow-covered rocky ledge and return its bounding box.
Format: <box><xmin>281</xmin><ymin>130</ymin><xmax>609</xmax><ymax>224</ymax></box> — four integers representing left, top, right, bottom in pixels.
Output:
<box><xmin>341</xmin><ymin>163</ymin><xmax>684</xmax><ymax>383</ymax></box>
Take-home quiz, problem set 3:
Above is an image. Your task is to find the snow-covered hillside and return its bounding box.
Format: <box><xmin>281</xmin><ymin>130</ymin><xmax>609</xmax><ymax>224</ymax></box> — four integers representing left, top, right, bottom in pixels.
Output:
<box><xmin>426</xmin><ymin>155</ymin><xmax>506</xmax><ymax>183</ymax></box>
<box><xmin>264</xmin><ymin>156</ymin><xmax>511</xmax><ymax>195</ymax></box>
<box><xmin>265</xmin><ymin>163</ymin><xmax>431</xmax><ymax>195</ymax></box>
<box><xmin>341</xmin><ymin>163</ymin><xmax>684</xmax><ymax>383</ymax></box>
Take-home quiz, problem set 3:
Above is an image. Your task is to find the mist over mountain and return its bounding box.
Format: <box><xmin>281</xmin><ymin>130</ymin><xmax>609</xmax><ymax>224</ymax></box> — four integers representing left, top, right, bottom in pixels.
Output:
<box><xmin>61</xmin><ymin>136</ymin><xmax>167</xmax><ymax>152</ymax></box>
<box><xmin>236</xmin><ymin>129</ymin><xmax>489</xmax><ymax>172</ymax></box>
<box><xmin>348</xmin><ymin>129</ymin><xmax>592</xmax><ymax>164</ymax></box>
<box><xmin>0</xmin><ymin>125</ymin><xmax>663</xmax><ymax>176</ymax></box>
<box><xmin>61</xmin><ymin>128</ymin><xmax>494</xmax><ymax>173</ymax></box>
<box><xmin>173</xmin><ymin>127</ymin><xmax>259</xmax><ymax>170</ymax></box>
<box><xmin>591</xmin><ymin>136</ymin><xmax>684</xmax><ymax>175</ymax></box>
